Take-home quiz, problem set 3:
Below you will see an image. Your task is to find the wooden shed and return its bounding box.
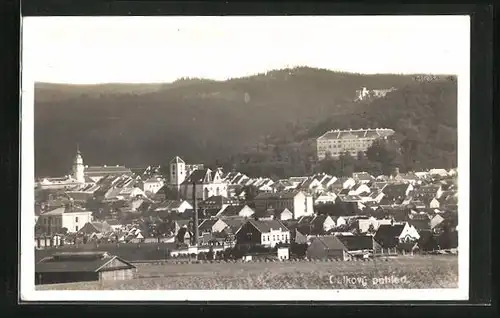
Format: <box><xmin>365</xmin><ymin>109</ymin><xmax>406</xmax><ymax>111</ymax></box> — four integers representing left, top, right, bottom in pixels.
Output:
<box><xmin>35</xmin><ymin>251</ymin><xmax>136</xmax><ymax>285</ymax></box>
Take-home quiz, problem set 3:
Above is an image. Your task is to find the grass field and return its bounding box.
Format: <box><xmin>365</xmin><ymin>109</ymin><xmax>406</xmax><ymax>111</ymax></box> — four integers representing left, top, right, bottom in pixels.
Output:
<box><xmin>36</xmin><ymin>255</ymin><xmax>458</xmax><ymax>290</ymax></box>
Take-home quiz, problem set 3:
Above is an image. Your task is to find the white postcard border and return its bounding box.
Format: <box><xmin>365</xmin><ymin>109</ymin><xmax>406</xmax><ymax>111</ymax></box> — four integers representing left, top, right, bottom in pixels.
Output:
<box><xmin>20</xmin><ymin>15</ymin><xmax>470</xmax><ymax>302</ymax></box>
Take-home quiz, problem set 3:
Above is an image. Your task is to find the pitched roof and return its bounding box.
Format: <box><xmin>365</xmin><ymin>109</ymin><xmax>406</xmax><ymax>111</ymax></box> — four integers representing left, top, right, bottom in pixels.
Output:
<box><xmin>246</xmin><ymin>219</ymin><xmax>289</xmax><ymax>233</ymax></box>
<box><xmin>80</xmin><ymin>222</ymin><xmax>113</xmax><ymax>234</ymax></box>
<box><xmin>42</xmin><ymin>205</ymin><xmax>91</xmax><ymax>216</ymax></box>
<box><xmin>182</xmin><ymin>169</ymin><xmax>216</xmax><ymax>185</ymax></box>
<box><xmin>201</xmin><ymin>195</ymin><xmax>235</xmax><ymax>206</ymax></box>
<box><xmin>35</xmin><ymin>252</ymin><xmax>135</xmax><ymax>273</ymax></box>
<box><xmin>374</xmin><ymin>224</ymin><xmax>405</xmax><ymax>247</ymax></box>
<box><xmin>382</xmin><ymin>184</ymin><xmax>409</xmax><ymax>200</ymax></box>
<box><xmin>217</xmin><ymin>205</ymin><xmax>253</xmax><ymax>217</ymax></box>
<box><xmin>85</xmin><ymin>166</ymin><xmax>132</xmax><ymax>176</ymax></box>
<box><xmin>222</xmin><ymin>218</ymin><xmax>246</xmax><ymax>233</ymax></box>
<box><xmin>311</xmin><ymin>235</ymin><xmax>347</xmax><ymax>250</ymax></box>
<box><xmin>170</xmin><ymin>156</ymin><xmax>185</xmax><ymax>164</ymax></box>
<box><xmin>408</xmin><ymin>219</ymin><xmax>430</xmax><ymax>231</ymax></box>
<box><xmin>337</xmin><ymin>235</ymin><xmax>374</xmax><ymax>251</ymax></box>
<box><xmin>254</xmin><ymin>190</ymin><xmax>303</xmax><ymax>200</ymax></box>
<box><xmin>198</xmin><ymin>219</ymin><xmax>220</xmax><ymax>232</ymax></box>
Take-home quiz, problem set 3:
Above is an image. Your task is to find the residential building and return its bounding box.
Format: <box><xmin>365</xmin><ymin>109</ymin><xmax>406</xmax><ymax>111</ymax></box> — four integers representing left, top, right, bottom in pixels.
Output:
<box><xmin>316</xmin><ymin>128</ymin><xmax>395</xmax><ymax>160</ymax></box>
<box><xmin>253</xmin><ymin>190</ymin><xmax>314</xmax><ymax>219</ymax></box>
<box><xmin>36</xmin><ymin>205</ymin><xmax>93</xmax><ymax>234</ymax></box>
<box><xmin>139</xmin><ymin>177</ymin><xmax>165</xmax><ymax>195</ymax></box>
<box><xmin>373</xmin><ymin>222</ymin><xmax>421</xmax><ymax>250</ymax></box>
<box><xmin>235</xmin><ymin>219</ymin><xmax>290</xmax><ymax>248</ymax></box>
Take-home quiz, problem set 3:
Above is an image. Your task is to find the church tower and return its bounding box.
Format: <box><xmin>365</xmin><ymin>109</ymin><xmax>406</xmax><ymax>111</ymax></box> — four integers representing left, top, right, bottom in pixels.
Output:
<box><xmin>72</xmin><ymin>145</ymin><xmax>85</xmax><ymax>183</ymax></box>
<box><xmin>169</xmin><ymin>156</ymin><xmax>186</xmax><ymax>188</ymax></box>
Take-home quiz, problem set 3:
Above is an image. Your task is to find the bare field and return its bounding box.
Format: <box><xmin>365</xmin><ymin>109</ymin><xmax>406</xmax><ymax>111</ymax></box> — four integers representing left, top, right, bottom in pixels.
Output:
<box><xmin>36</xmin><ymin>255</ymin><xmax>458</xmax><ymax>290</ymax></box>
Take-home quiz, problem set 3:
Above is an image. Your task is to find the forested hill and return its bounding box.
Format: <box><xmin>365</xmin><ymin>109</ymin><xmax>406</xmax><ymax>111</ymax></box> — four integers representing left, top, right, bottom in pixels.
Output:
<box><xmin>34</xmin><ymin>67</ymin><xmax>454</xmax><ymax>177</ymax></box>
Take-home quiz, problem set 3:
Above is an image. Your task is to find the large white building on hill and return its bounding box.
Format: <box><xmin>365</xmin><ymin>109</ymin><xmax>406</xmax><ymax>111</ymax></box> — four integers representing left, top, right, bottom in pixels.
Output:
<box><xmin>316</xmin><ymin>128</ymin><xmax>395</xmax><ymax>160</ymax></box>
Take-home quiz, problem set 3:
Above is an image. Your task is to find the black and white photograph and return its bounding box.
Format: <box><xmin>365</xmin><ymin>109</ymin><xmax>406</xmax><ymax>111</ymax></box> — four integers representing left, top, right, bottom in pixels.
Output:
<box><xmin>20</xmin><ymin>15</ymin><xmax>470</xmax><ymax>301</ymax></box>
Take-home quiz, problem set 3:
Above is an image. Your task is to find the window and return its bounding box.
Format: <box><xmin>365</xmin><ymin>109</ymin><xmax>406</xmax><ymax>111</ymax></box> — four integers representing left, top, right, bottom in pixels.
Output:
<box><xmin>75</xmin><ymin>217</ymin><xmax>79</xmax><ymax>222</ymax></box>
<box><xmin>75</xmin><ymin>226</ymin><xmax>79</xmax><ymax>231</ymax></box>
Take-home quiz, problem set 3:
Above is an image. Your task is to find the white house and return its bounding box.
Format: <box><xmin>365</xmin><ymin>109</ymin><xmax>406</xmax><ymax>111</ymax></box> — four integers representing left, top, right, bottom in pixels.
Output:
<box><xmin>399</xmin><ymin>222</ymin><xmax>421</xmax><ymax>242</ymax></box>
<box><xmin>140</xmin><ymin>177</ymin><xmax>165</xmax><ymax>195</ymax></box>
<box><xmin>429</xmin><ymin>198</ymin><xmax>441</xmax><ymax>209</ymax></box>
<box><xmin>274</xmin><ymin>208</ymin><xmax>294</xmax><ymax>221</ymax></box>
<box><xmin>314</xmin><ymin>192</ymin><xmax>338</xmax><ymax>205</ymax></box>
<box><xmin>235</xmin><ymin>219</ymin><xmax>290</xmax><ymax>248</ymax></box>
<box><xmin>36</xmin><ymin>205</ymin><xmax>93</xmax><ymax>234</ymax></box>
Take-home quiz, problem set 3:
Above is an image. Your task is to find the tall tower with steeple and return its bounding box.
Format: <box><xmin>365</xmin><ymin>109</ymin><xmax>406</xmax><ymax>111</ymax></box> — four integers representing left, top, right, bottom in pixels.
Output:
<box><xmin>72</xmin><ymin>144</ymin><xmax>85</xmax><ymax>183</ymax></box>
<box><xmin>169</xmin><ymin>156</ymin><xmax>186</xmax><ymax>188</ymax></box>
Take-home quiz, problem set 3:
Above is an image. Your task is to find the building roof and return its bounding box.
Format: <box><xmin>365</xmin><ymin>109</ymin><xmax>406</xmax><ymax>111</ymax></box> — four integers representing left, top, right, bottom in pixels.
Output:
<box><xmin>254</xmin><ymin>190</ymin><xmax>303</xmax><ymax>200</ymax></box>
<box><xmin>221</xmin><ymin>218</ymin><xmax>246</xmax><ymax>233</ymax></box>
<box><xmin>201</xmin><ymin>195</ymin><xmax>236</xmax><ymax>206</ymax></box>
<box><xmin>170</xmin><ymin>156</ymin><xmax>185</xmax><ymax>164</ymax></box>
<box><xmin>198</xmin><ymin>219</ymin><xmax>224</xmax><ymax>232</ymax></box>
<box><xmin>35</xmin><ymin>252</ymin><xmax>135</xmax><ymax>273</ymax></box>
<box><xmin>41</xmin><ymin>205</ymin><xmax>91</xmax><ymax>216</ymax></box>
<box><xmin>182</xmin><ymin>169</ymin><xmax>213</xmax><ymax>185</ymax></box>
<box><xmin>79</xmin><ymin>222</ymin><xmax>113</xmax><ymax>234</ymax></box>
<box><xmin>337</xmin><ymin>235</ymin><xmax>374</xmax><ymax>251</ymax></box>
<box><xmin>408</xmin><ymin>219</ymin><xmax>431</xmax><ymax>231</ymax></box>
<box><xmin>154</xmin><ymin>200</ymin><xmax>190</xmax><ymax>211</ymax></box>
<box><xmin>217</xmin><ymin>205</ymin><xmax>253</xmax><ymax>217</ymax></box>
<box><xmin>311</xmin><ymin>235</ymin><xmax>347</xmax><ymax>251</ymax></box>
<box><xmin>353</xmin><ymin>172</ymin><xmax>375</xmax><ymax>181</ymax></box>
<box><xmin>245</xmin><ymin>219</ymin><xmax>289</xmax><ymax>233</ymax></box>
<box><xmin>374</xmin><ymin>224</ymin><xmax>405</xmax><ymax>247</ymax></box>
<box><xmin>85</xmin><ymin>166</ymin><xmax>132</xmax><ymax>176</ymax></box>
<box><xmin>382</xmin><ymin>184</ymin><xmax>409</xmax><ymax>200</ymax></box>
<box><xmin>318</xmin><ymin>128</ymin><xmax>395</xmax><ymax>140</ymax></box>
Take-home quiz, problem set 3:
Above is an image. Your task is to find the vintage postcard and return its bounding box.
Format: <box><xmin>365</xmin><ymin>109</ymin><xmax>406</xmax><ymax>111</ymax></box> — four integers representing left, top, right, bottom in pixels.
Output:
<box><xmin>20</xmin><ymin>15</ymin><xmax>470</xmax><ymax>301</ymax></box>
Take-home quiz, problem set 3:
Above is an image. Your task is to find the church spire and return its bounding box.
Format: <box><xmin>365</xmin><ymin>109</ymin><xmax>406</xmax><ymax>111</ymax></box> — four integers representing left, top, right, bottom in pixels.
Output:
<box><xmin>76</xmin><ymin>143</ymin><xmax>81</xmax><ymax>155</ymax></box>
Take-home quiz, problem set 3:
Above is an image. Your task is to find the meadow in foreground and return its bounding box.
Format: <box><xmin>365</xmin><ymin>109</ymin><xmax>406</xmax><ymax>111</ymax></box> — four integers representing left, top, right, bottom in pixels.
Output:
<box><xmin>36</xmin><ymin>255</ymin><xmax>458</xmax><ymax>290</ymax></box>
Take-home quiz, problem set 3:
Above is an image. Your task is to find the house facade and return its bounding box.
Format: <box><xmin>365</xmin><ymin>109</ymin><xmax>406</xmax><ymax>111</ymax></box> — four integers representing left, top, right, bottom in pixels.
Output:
<box><xmin>235</xmin><ymin>219</ymin><xmax>290</xmax><ymax>248</ymax></box>
<box><xmin>36</xmin><ymin>206</ymin><xmax>93</xmax><ymax>234</ymax></box>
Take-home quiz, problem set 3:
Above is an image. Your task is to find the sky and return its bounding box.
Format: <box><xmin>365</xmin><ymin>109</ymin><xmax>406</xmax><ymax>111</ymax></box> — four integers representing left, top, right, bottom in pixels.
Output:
<box><xmin>21</xmin><ymin>16</ymin><xmax>470</xmax><ymax>84</ymax></box>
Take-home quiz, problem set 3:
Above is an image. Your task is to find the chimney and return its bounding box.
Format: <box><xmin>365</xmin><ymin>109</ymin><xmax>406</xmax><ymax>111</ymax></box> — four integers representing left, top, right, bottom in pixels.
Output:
<box><xmin>192</xmin><ymin>181</ymin><xmax>199</xmax><ymax>246</ymax></box>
